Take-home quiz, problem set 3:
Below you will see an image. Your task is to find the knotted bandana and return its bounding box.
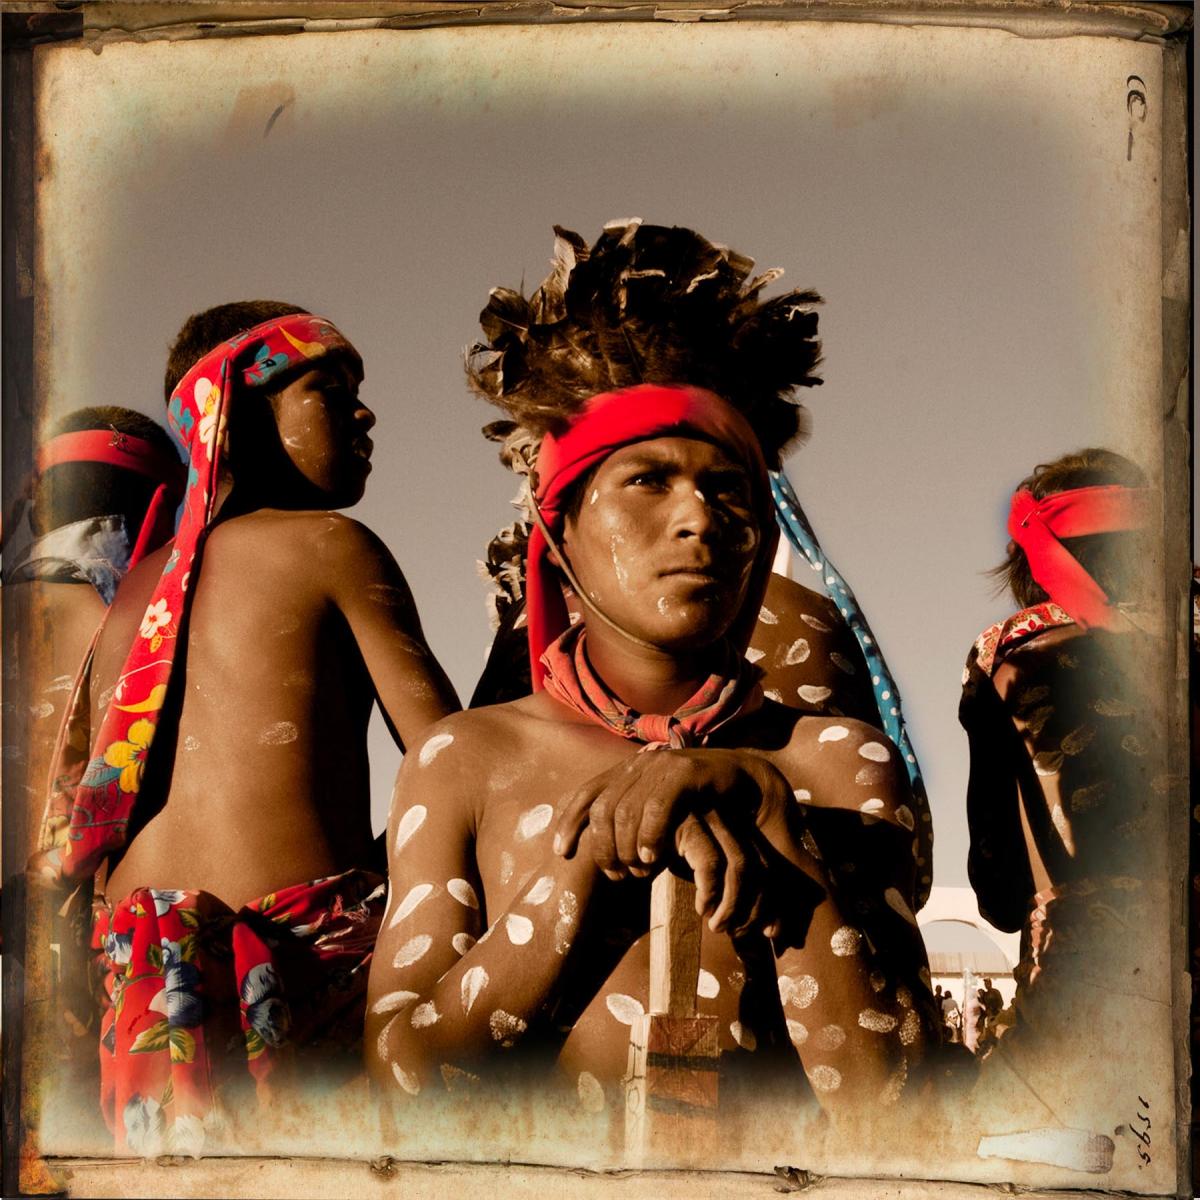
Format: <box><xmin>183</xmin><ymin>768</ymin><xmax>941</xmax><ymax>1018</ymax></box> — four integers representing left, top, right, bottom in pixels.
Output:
<box><xmin>526</xmin><ymin>383</ymin><xmax>777</xmax><ymax>690</ymax></box>
<box><xmin>1008</xmin><ymin>485</ymin><xmax>1150</xmax><ymax>631</ymax></box>
<box><xmin>541</xmin><ymin>623</ymin><xmax>762</xmax><ymax>749</ymax></box>
<box><xmin>40</xmin><ymin>314</ymin><xmax>361</xmax><ymax>882</ymax></box>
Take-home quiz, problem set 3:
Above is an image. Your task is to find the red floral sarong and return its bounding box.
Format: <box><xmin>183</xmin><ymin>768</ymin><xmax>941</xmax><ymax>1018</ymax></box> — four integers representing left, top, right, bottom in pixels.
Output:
<box><xmin>92</xmin><ymin>870</ymin><xmax>384</xmax><ymax>1156</ymax></box>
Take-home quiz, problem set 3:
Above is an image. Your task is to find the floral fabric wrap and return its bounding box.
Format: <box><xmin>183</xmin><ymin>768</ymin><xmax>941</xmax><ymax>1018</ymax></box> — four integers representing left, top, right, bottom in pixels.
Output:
<box><xmin>36</xmin><ymin>315</ymin><xmax>361</xmax><ymax>884</ymax></box>
<box><xmin>92</xmin><ymin>870</ymin><xmax>384</xmax><ymax>1156</ymax></box>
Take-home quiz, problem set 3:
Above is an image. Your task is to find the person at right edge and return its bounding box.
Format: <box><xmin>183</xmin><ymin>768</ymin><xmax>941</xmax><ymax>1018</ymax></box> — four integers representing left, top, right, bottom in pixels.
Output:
<box><xmin>958</xmin><ymin>448</ymin><xmax>1172</xmax><ymax>1169</ymax></box>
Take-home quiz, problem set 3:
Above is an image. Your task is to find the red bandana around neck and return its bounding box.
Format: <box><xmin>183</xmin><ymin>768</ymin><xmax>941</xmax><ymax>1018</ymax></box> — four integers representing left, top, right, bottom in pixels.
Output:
<box><xmin>36</xmin><ymin>429</ymin><xmax>188</xmax><ymax>569</ymax></box>
<box><xmin>541</xmin><ymin>622</ymin><xmax>763</xmax><ymax>749</ymax></box>
<box><xmin>526</xmin><ymin>382</ymin><xmax>777</xmax><ymax>691</ymax></box>
<box><xmin>43</xmin><ymin>314</ymin><xmax>361</xmax><ymax>883</ymax></box>
<box><xmin>1007</xmin><ymin>484</ymin><xmax>1150</xmax><ymax>631</ymax></box>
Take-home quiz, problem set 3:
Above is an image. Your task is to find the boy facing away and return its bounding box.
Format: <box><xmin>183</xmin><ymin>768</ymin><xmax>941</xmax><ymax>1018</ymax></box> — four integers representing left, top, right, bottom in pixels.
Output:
<box><xmin>35</xmin><ymin>301</ymin><xmax>459</xmax><ymax>1155</ymax></box>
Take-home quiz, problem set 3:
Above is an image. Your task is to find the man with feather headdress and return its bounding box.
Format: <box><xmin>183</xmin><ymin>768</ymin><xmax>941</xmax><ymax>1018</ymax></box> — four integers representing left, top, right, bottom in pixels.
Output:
<box><xmin>366</xmin><ymin>222</ymin><xmax>944</xmax><ymax>1140</ymax></box>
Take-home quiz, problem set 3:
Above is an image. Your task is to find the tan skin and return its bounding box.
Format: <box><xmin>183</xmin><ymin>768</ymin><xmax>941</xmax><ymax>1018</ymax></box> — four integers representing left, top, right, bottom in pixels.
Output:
<box><xmin>97</xmin><ymin>354</ymin><xmax>460</xmax><ymax>909</ymax></box>
<box><xmin>367</xmin><ymin>436</ymin><xmax>933</xmax><ymax>1122</ymax></box>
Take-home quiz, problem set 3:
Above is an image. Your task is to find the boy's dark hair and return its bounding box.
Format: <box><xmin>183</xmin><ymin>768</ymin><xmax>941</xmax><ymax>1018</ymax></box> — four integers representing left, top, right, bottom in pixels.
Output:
<box><xmin>468</xmin><ymin>221</ymin><xmax>823</xmax><ymax>472</ymax></box>
<box><xmin>992</xmin><ymin>447</ymin><xmax>1147</xmax><ymax>610</ymax></box>
<box><xmin>31</xmin><ymin>407</ymin><xmax>180</xmax><ymax>536</ymax></box>
<box><xmin>164</xmin><ymin>300</ymin><xmax>307</xmax><ymax>401</ymax></box>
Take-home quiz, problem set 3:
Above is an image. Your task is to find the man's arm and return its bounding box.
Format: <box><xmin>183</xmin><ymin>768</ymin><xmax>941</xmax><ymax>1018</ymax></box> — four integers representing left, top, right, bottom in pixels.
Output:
<box><xmin>365</xmin><ymin>714</ymin><xmax>627</xmax><ymax>1096</ymax></box>
<box><xmin>325</xmin><ymin>517</ymin><xmax>461</xmax><ymax>750</ymax></box>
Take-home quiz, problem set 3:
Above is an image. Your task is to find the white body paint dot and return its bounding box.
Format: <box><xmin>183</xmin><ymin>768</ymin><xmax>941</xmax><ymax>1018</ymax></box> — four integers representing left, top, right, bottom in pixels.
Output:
<box><xmin>447</xmin><ymin>878</ymin><xmax>479</xmax><ymax>909</ymax></box>
<box><xmin>858</xmin><ymin>741</ymin><xmax>891</xmax><ymax>762</ymax></box>
<box><xmin>858</xmin><ymin>1009</ymin><xmax>898</xmax><ymax>1033</ymax></box>
<box><xmin>730</xmin><ymin>1021</ymin><xmax>757</xmax><ymax>1051</ymax></box>
<box><xmin>258</xmin><ymin>721</ymin><xmax>298</xmax><ymax>746</ymax></box>
<box><xmin>830</xmin><ymin>926</ymin><xmax>862</xmax><ymax>956</ymax></box>
<box><xmin>818</xmin><ymin>725</ymin><xmax>849</xmax><ymax>743</ymax></box>
<box><xmin>505</xmin><ymin>913</ymin><xmax>534</xmax><ymax>945</ymax></box>
<box><xmin>605</xmin><ymin>993</ymin><xmax>645</xmax><ymax>1026</ymax></box>
<box><xmin>793</xmin><ymin>788</ymin><xmax>812</xmax><ymax>802</ymax></box>
<box><xmin>393</xmin><ymin>935</ymin><xmax>432</xmax><ymax>969</ymax></box>
<box><xmin>517</xmin><ymin>804</ymin><xmax>554</xmax><ymax>840</ymax></box>
<box><xmin>391</xmin><ymin>1062</ymin><xmax>421</xmax><ymax>1095</ymax></box>
<box><xmin>577</xmin><ymin>1070</ymin><xmax>607</xmax><ymax>1113</ymax></box>
<box><xmin>758</xmin><ymin>606</ymin><xmax>779</xmax><ymax>625</ymax></box>
<box><xmin>786</xmin><ymin>1020</ymin><xmax>809</xmax><ymax>1045</ymax></box>
<box><xmin>783</xmin><ymin>638</ymin><xmax>810</xmax><ymax>665</ymax></box>
<box><xmin>746</xmin><ymin>647</ymin><xmax>765</xmax><ymax>664</ymax></box>
<box><xmin>524</xmin><ymin>876</ymin><xmax>554</xmax><ymax>905</ymax></box>
<box><xmin>393</xmin><ymin>806</ymin><xmax>427</xmax><ymax>854</ymax></box>
<box><xmin>808</xmin><ymin>1064</ymin><xmax>842</xmax><ymax>1093</ymax></box>
<box><xmin>798</xmin><ymin>685</ymin><xmax>831</xmax><ymax>704</ymax></box>
<box><xmin>779</xmin><ymin>974</ymin><xmax>819</xmax><ymax>1009</ymax></box>
<box><xmin>859</xmin><ymin>798</ymin><xmax>886</xmax><ymax>815</ymax></box>
<box><xmin>390</xmin><ymin>883</ymin><xmax>434</xmax><ymax>927</ymax></box>
<box><xmin>451</xmin><ymin>932</ymin><xmax>476</xmax><ymax>956</ymax></box>
<box><xmin>419</xmin><ymin>732</ymin><xmax>454</xmax><ymax>767</ymax></box>
<box><xmin>370</xmin><ymin>990</ymin><xmax>419</xmax><ymax>1016</ymax></box>
<box><xmin>814</xmin><ymin>1024</ymin><xmax>846</xmax><ymax>1051</ymax></box>
<box><xmin>461</xmin><ymin>966</ymin><xmax>489</xmax><ymax>1014</ymax></box>
<box><xmin>489</xmin><ymin>1010</ymin><xmax>527</xmax><ymax>1046</ymax></box>
<box><xmin>410</xmin><ymin>1001</ymin><xmax>439</xmax><ymax>1029</ymax></box>
<box><xmin>696</xmin><ymin>969</ymin><xmax>720</xmax><ymax>1000</ymax></box>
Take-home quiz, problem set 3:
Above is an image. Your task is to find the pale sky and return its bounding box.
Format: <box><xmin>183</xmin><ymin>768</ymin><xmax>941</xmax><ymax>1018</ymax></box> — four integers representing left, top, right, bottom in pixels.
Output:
<box><xmin>33</xmin><ymin>21</ymin><xmax>1166</xmax><ymax>890</ymax></box>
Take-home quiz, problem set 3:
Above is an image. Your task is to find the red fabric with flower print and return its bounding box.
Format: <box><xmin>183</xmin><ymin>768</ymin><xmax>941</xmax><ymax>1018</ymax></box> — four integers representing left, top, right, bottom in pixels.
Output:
<box><xmin>968</xmin><ymin>602</ymin><xmax>1076</xmax><ymax>679</ymax></box>
<box><xmin>92</xmin><ymin>869</ymin><xmax>384</xmax><ymax>1155</ymax></box>
<box><xmin>35</xmin><ymin>315</ymin><xmax>361</xmax><ymax>884</ymax></box>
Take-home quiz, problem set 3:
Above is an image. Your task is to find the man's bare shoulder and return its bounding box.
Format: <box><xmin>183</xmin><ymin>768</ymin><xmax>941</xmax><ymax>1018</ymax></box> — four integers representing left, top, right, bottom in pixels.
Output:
<box><xmin>211</xmin><ymin>509</ymin><xmax>384</xmax><ymax>561</ymax></box>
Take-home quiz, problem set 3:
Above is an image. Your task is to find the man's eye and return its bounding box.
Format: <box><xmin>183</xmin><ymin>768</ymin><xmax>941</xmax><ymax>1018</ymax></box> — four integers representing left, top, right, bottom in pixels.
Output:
<box><xmin>626</xmin><ymin>471</ymin><xmax>665</xmax><ymax>488</ymax></box>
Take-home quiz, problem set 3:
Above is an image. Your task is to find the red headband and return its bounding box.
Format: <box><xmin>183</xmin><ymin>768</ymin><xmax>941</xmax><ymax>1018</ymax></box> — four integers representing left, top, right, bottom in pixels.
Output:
<box><xmin>1007</xmin><ymin>484</ymin><xmax>1151</xmax><ymax>631</ymax></box>
<box><xmin>35</xmin><ymin>429</ymin><xmax>187</xmax><ymax>569</ymax></box>
<box><xmin>526</xmin><ymin>383</ymin><xmax>777</xmax><ymax>689</ymax></box>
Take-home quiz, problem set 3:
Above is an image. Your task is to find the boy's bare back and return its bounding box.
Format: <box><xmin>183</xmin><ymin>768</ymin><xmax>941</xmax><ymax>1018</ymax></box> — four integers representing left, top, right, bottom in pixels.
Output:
<box><xmin>100</xmin><ymin>507</ymin><xmax>455</xmax><ymax>908</ymax></box>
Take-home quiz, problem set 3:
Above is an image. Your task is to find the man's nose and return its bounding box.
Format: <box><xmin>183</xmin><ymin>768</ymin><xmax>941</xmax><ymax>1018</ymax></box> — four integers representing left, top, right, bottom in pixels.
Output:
<box><xmin>670</xmin><ymin>483</ymin><xmax>717</xmax><ymax>538</ymax></box>
<box><xmin>357</xmin><ymin>404</ymin><xmax>377</xmax><ymax>432</ymax></box>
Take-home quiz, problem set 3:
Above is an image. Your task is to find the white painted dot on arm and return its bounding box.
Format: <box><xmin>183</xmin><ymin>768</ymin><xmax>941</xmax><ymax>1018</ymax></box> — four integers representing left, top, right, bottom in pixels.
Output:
<box><xmin>393</xmin><ymin>806</ymin><xmax>427</xmax><ymax>854</ymax></box>
<box><xmin>389</xmin><ymin>883</ymin><xmax>435</xmax><ymax>928</ymax></box>
<box><xmin>451</xmin><ymin>932</ymin><xmax>476</xmax><ymax>957</ymax></box>
<box><xmin>782</xmin><ymin>638</ymin><xmax>810</xmax><ymax>665</ymax></box>
<box><xmin>857</xmin><ymin>741</ymin><xmax>892</xmax><ymax>762</ymax></box>
<box><xmin>460</xmin><ymin>965</ymin><xmax>489</xmax><ymax>1014</ymax></box>
<box><xmin>410</xmin><ymin>1001</ymin><xmax>439</xmax><ymax>1028</ymax></box>
<box><xmin>798</xmin><ymin>685</ymin><xmax>831</xmax><ymax>704</ymax></box>
<box><xmin>505</xmin><ymin>913</ymin><xmax>534</xmax><ymax>945</ymax></box>
<box><xmin>764</xmin><ymin>688</ymin><xmax>783</xmax><ymax>703</ymax></box>
<box><xmin>818</xmin><ymin>725</ymin><xmax>849</xmax><ymax>743</ymax></box>
<box><xmin>899</xmin><ymin>1009</ymin><xmax>921</xmax><ymax>1045</ymax></box>
<box><xmin>369</xmin><ymin>990</ymin><xmax>419</xmax><ymax>1017</ymax></box>
<box><xmin>523</xmin><ymin>876</ymin><xmax>554</xmax><ymax>905</ymax></box>
<box><xmin>696</xmin><ymin>969</ymin><xmax>720</xmax><ymax>999</ymax></box>
<box><xmin>605</xmin><ymin>993</ymin><xmax>645</xmax><ymax>1026</ymax></box>
<box><xmin>489</xmin><ymin>1010</ymin><xmax>527</xmax><ymax>1046</ymax></box>
<box><xmin>793</xmin><ymin>788</ymin><xmax>812</xmax><ymax>802</ymax></box>
<box><xmin>447</xmin><ymin>878</ymin><xmax>479</xmax><ymax>909</ymax></box>
<box><xmin>807</xmin><ymin>1064</ymin><xmax>842</xmax><ymax>1093</ymax></box>
<box><xmin>858</xmin><ymin>1009</ymin><xmax>898</xmax><ymax>1033</ymax></box>
<box><xmin>830</xmin><ymin>926</ymin><xmax>861</xmax><ymax>956</ymax></box>
<box><xmin>813</xmin><ymin>1024</ymin><xmax>845</xmax><ymax>1051</ymax></box>
<box><xmin>786</xmin><ymin>1020</ymin><xmax>808</xmax><ymax>1045</ymax></box>
<box><xmin>418</xmin><ymin>732</ymin><xmax>454</xmax><ymax>767</ymax></box>
<box><xmin>759</xmin><ymin>606</ymin><xmax>779</xmax><ymax>625</ymax></box>
<box><xmin>859</xmin><ymin>799</ymin><xmax>885</xmax><ymax>815</ymax></box>
<box><xmin>590</xmin><ymin>489</ymin><xmax>599</xmax><ymax>505</ymax></box>
<box><xmin>391</xmin><ymin>1061</ymin><xmax>421</xmax><ymax>1096</ymax></box>
<box><xmin>577</xmin><ymin>1071</ymin><xmax>606</xmax><ymax>1114</ymax></box>
<box><xmin>393</xmin><ymin>934</ymin><xmax>433</xmax><ymax>969</ymax></box>
<box><xmin>745</xmin><ymin>647</ymin><xmax>765</xmax><ymax>664</ymax></box>
<box><xmin>730</xmin><ymin>1021</ymin><xmax>757</xmax><ymax>1051</ymax></box>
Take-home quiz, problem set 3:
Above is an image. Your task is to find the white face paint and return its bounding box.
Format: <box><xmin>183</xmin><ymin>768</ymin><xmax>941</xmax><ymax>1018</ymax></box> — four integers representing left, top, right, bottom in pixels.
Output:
<box><xmin>419</xmin><ymin>732</ymin><xmax>455</xmax><ymax>767</ymax></box>
<box><xmin>590</xmin><ymin>489</ymin><xmax>599</xmax><ymax>506</ymax></box>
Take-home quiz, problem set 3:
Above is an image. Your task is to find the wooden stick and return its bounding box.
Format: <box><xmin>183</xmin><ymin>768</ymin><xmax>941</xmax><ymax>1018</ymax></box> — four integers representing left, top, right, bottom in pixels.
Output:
<box><xmin>624</xmin><ymin>872</ymin><xmax>721</xmax><ymax>1166</ymax></box>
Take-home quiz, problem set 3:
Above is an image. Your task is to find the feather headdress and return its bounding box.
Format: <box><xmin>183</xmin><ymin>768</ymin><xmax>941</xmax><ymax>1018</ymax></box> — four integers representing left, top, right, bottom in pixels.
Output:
<box><xmin>470</xmin><ymin>220</ymin><xmax>824</xmax><ymax>622</ymax></box>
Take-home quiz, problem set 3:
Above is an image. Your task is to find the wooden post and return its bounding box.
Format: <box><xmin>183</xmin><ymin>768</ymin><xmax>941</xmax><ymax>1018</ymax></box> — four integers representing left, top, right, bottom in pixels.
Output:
<box><xmin>624</xmin><ymin>872</ymin><xmax>721</xmax><ymax>1166</ymax></box>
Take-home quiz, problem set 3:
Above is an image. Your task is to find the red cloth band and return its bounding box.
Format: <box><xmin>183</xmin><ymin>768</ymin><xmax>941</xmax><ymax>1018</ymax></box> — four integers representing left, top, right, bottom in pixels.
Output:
<box><xmin>526</xmin><ymin>383</ymin><xmax>777</xmax><ymax>689</ymax></box>
<box><xmin>1007</xmin><ymin>484</ymin><xmax>1151</xmax><ymax>631</ymax></box>
<box><xmin>36</xmin><ymin>430</ymin><xmax>186</xmax><ymax>487</ymax></box>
